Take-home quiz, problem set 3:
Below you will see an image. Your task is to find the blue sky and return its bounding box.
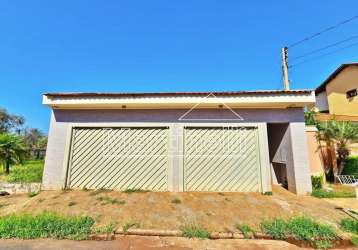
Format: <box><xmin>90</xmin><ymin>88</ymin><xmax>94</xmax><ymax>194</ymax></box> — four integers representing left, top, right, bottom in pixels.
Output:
<box><xmin>0</xmin><ymin>1</ymin><xmax>357</xmax><ymax>133</ymax></box>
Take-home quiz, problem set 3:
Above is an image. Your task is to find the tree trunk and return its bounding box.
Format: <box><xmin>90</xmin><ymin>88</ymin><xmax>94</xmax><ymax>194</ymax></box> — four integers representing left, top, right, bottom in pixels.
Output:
<box><xmin>5</xmin><ymin>159</ymin><xmax>10</xmax><ymax>175</ymax></box>
<box><xmin>36</xmin><ymin>150</ymin><xmax>40</xmax><ymax>159</ymax></box>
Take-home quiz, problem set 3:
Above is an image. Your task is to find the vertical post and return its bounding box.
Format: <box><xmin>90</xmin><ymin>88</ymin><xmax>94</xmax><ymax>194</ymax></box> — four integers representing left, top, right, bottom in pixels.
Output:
<box><xmin>282</xmin><ymin>47</ymin><xmax>290</xmax><ymax>91</ymax></box>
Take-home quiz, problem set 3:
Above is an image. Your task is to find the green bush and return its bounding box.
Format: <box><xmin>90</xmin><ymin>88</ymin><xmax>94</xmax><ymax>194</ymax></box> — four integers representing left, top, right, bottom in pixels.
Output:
<box><xmin>340</xmin><ymin>218</ymin><xmax>358</xmax><ymax>234</ymax></box>
<box><xmin>261</xmin><ymin>217</ymin><xmax>337</xmax><ymax>248</ymax></box>
<box><xmin>342</xmin><ymin>156</ymin><xmax>358</xmax><ymax>179</ymax></box>
<box><xmin>180</xmin><ymin>224</ymin><xmax>210</xmax><ymax>239</ymax></box>
<box><xmin>6</xmin><ymin>160</ymin><xmax>44</xmax><ymax>183</ymax></box>
<box><xmin>0</xmin><ymin>212</ymin><xmax>94</xmax><ymax>240</ymax></box>
<box><xmin>311</xmin><ymin>189</ymin><xmax>356</xmax><ymax>198</ymax></box>
<box><xmin>351</xmin><ymin>235</ymin><xmax>358</xmax><ymax>246</ymax></box>
<box><xmin>311</xmin><ymin>175</ymin><xmax>324</xmax><ymax>189</ymax></box>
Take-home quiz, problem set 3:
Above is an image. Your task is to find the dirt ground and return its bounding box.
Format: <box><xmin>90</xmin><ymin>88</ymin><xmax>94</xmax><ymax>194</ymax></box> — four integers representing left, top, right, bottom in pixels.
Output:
<box><xmin>0</xmin><ymin>186</ymin><xmax>353</xmax><ymax>233</ymax></box>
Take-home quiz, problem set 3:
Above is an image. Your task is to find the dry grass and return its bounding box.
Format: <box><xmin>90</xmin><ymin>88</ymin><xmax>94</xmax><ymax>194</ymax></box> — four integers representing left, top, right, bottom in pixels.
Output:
<box><xmin>0</xmin><ymin>186</ymin><xmax>350</xmax><ymax>232</ymax></box>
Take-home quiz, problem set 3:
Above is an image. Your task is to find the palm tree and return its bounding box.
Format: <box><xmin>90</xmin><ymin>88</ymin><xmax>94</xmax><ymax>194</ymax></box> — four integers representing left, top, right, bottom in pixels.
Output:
<box><xmin>0</xmin><ymin>133</ymin><xmax>27</xmax><ymax>174</ymax></box>
<box><xmin>316</xmin><ymin>120</ymin><xmax>358</xmax><ymax>177</ymax></box>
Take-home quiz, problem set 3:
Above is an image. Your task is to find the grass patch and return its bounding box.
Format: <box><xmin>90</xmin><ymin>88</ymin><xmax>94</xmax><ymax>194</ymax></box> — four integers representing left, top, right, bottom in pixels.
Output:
<box><xmin>171</xmin><ymin>198</ymin><xmax>181</xmax><ymax>204</ymax></box>
<box><xmin>311</xmin><ymin>188</ymin><xmax>356</xmax><ymax>198</ymax></box>
<box><xmin>28</xmin><ymin>192</ymin><xmax>39</xmax><ymax>198</ymax></box>
<box><xmin>180</xmin><ymin>224</ymin><xmax>210</xmax><ymax>239</ymax></box>
<box><xmin>122</xmin><ymin>221</ymin><xmax>140</xmax><ymax>233</ymax></box>
<box><xmin>235</xmin><ymin>223</ymin><xmax>254</xmax><ymax>239</ymax></box>
<box><xmin>96</xmin><ymin>196</ymin><xmax>125</xmax><ymax>205</ymax></box>
<box><xmin>261</xmin><ymin>217</ymin><xmax>337</xmax><ymax>248</ymax></box>
<box><xmin>0</xmin><ymin>212</ymin><xmax>94</xmax><ymax>240</ymax></box>
<box><xmin>123</xmin><ymin>188</ymin><xmax>149</xmax><ymax>194</ymax></box>
<box><xmin>68</xmin><ymin>201</ymin><xmax>77</xmax><ymax>207</ymax></box>
<box><xmin>95</xmin><ymin>222</ymin><xmax>117</xmax><ymax>234</ymax></box>
<box><xmin>1</xmin><ymin>160</ymin><xmax>44</xmax><ymax>183</ymax></box>
<box><xmin>0</xmin><ymin>203</ymin><xmax>9</xmax><ymax>209</ymax></box>
<box><xmin>340</xmin><ymin>218</ymin><xmax>358</xmax><ymax>234</ymax></box>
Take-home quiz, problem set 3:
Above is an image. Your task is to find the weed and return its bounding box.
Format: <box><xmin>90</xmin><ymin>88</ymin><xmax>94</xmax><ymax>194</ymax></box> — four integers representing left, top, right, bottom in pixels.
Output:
<box><xmin>0</xmin><ymin>203</ymin><xmax>9</xmax><ymax>209</ymax></box>
<box><xmin>263</xmin><ymin>191</ymin><xmax>273</xmax><ymax>196</ymax></box>
<box><xmin>38</xmin><ymin>198</ymin><xmax>45</xmax><ymax>203</ymax></box>
<box><xmin>81</xmin><ymin>187</ymin><xmax>89</xmax><ymax>192</ymax></box>
<box><xmin>218</xmin><ymin>192</ymin><xmax>225</xmax><ymax>196</ymax></box>
<box><xmin>122</xmin><ymin>221</ymin><xmax>140</xmax><ymax>233</ymax></box>
<box><xmin>340</xmin><ymin>218</ymin><xmax>358</xmax><ymax>234</ymax></box>
<box><xmin>180</xmin><ymin>224</ymin><xmax>210</xmax><ymax>239</ymax></box>
<box><xmin>96</xmin><ymin>196</ymin><xmax>125</xmax><ymax>205</ymax></box>
<box><xmin>235</xmin><ymin>223</ymin><xmax>254</xmax><ymax>239</ymax></box>
<box><xmin>95</xmin><ymin>222</ymin><xmax>117</xmax><ymax>234</ymax></box>
<box><xmin>0</xmin><ymin>212</ymin><xmax>94</xmax><ymax>239</ymax></box>
<box><xmin>68</xmin><ymin>201</ymin><xmax>77</xmax><ymax>207</ymax></box>
<box><xmin>315</xmin><ymin>240</ymin><xmax>333</xmax><ymax>249</ymax></box>
<box><xmin>28</xmin><ymin>192</ymin><xmax>39</xmax><ymax>198</ymax></box>
<box><xmin>123</xmin><ymin>188</ymin><xmax>149</xmax><ymax>194</ymax></box>
<box><xmin>89</xmin><ymin>189</ymin><xmax>111</xmax><ymax>196</ymax></box>
<box><xmin>261</xmin><ymin>217</ymin><xmax>337</xmax><ymax>246</ymax></box>
<box><xmin>261</xmin><ymin>218</ymin><xmax>288</xmax><ymax>240</ymax></box>
<box><xmin>171</xmin><ymin>198</ymin><xmax>181</xmax><ymax>204</ymax></box>
<box><xmin>311</xmin><ymin>189</ymin><xmax>355</xmax><ymax>198</ymax></box>
<box><xmin>351</xmin><ymin>235</ymin><xmax>358</xmax><ymax>246</ymax></box>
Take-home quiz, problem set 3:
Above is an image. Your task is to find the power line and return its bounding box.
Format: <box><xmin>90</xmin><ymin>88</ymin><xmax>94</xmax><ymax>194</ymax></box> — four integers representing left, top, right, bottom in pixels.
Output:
<box><xmin>290</xmin><ymin>35</ymin><xmax>358</xmax><ymax>61</ymax></box>
<box><xmin>289</xmin><ymin>40</ymin><xmax>358</xmax><ymax>68</ymax></box>
<box><xmin>288</xmin><ymin>15</ymin><xmax>358</xmax><ymax>48</ymax></box>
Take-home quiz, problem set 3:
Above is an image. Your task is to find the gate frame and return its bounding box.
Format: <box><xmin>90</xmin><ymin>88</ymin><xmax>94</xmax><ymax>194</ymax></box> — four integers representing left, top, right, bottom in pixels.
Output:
<box><xmin>62</xmin><ymin>122</ymin><xmax>271</xmax><ymax>193</ymax></box>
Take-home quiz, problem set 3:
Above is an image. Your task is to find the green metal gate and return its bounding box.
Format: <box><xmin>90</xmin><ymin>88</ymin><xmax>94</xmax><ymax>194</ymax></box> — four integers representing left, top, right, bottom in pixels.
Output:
<box><xmin>67</xmin><ymin>127</ymin><xmax>169</xmax><ymax>190</ymax></box>
<box><xmin>184</xmin><ymin>126</ymin><xmax>260</xmax><ymax>192</ymax></box>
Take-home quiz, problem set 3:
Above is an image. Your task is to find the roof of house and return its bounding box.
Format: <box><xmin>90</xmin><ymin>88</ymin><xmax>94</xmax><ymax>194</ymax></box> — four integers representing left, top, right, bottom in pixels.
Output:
<box><xmin>44</xmin><ymin>89</ymin><xmax>312</xmax><ymax>98</ymax></box>
<box><xmin>43</xmin><ymin>89</ymin><xmax>315</xmax><ymax>109</ymax></box>
<box><xmin>316</xmin><ymin>63</ymin><xmax>358</xmax><ymax>94</ymax></box>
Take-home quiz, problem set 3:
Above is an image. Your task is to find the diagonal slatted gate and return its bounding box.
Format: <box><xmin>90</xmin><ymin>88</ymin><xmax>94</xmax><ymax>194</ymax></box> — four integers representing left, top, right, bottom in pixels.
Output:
<box><xmin>67</xmin><ymin>127</ymin><xmax>169</xmax><ymax>191</ymax></box>
<box><xmin>184</xmin><ymin>126</ymin><xmax>260</xmax><ymax>192</ymax></box>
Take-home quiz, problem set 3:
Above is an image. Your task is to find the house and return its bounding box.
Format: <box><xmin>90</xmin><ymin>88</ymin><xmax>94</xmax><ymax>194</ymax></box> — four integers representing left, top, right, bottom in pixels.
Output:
<box><xmin>42</xmin><ymin>90</ymin><xmax>315</xmax><ymax>194</ymax></box>
<box><xmin>314</xmin><ymin>63</ymin><xmax>358</xmax><ymax>121</ymax></box>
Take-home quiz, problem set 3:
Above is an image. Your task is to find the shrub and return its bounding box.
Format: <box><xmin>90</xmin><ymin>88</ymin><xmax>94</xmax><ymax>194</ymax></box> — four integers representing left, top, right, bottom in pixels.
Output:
<box><xmin>7</xmin><ymin>160</ymin><xmax>44</xmax><ymax>183</ymax></box>
<box><xmin>342</xmin><ymin>156</ymin><xmax>358</xmax><ymax>179</ymax></box>
<box><xmin>180</xmin><ymin>224</ymin><xmax>210</xmax><ymax>239</ymax></box>
<box><xmin>235</xmin><ymin>223</ymin><xmax>254</xmax><ymax>239</ymax></box>
<box><xmin>340</xmin><ymin>218</ymin><xmax>358</xmax><ymax>234</ymax></box>
<box><xmin>0</xmin><ymin>212</ymin><xmax>94</xmax><ymax>240</ymax></box>
<box><xmin>311</xmin><ymin>175</ymin><xmax>324</xmax><ymax>190</ymax></box>
<box><xmin>261</xmin><ymin>218</ymin><xmax>288</xmax><ymax>239</ymax></box>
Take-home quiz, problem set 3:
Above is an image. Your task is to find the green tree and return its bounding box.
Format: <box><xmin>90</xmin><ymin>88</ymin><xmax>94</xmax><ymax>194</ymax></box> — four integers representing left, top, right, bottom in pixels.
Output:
<box><xmin>23</xmin><ymin>128</ymin><xmax>47</xmax><ymax>159</ymax></box>
<box><xmin>316</xmin><ymin>120</ymin><xmax>358</xmax><ymax>176</ymax></box>
<box><xmin>0</xmin><ymin>108</ymin><xmax>25</xmax><ymax>134</ymax></box>
<box><xmin>0</xmin><ymin>133</ymin><xmax>27</xmax><ymax>174</ymax></box>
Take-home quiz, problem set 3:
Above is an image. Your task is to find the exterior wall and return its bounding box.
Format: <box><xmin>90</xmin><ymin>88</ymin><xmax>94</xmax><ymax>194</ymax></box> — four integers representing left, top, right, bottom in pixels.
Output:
<box><xmin>43</xmin><ymin>108</ymin><xmax>308</xmax><ymax>193</ymax></box>
<box><xmin>326</xmin><ymin>66</ymin><xmax>358</xmax><ymax>115</ymax></box>
<box><xmin>315</xmin><ymin>91</ymin><xmax>329</xmax><ymax>112</ymax></box>
<box><xmin>305</xmin><ymin>126</ymin><xmax>325</xmax><ymax>175</ymax></box>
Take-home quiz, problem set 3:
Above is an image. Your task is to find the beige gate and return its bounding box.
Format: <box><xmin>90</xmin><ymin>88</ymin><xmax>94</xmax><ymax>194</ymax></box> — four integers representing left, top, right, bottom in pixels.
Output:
<box><xmin>184</xmin><ymin>126</ymin><xmax>260</xmax><ymax>192</ymax></box>
<box><xmin>67</xmin><ymin>127</ymin><xmax>169</xmax><ymax>190</ymax></box>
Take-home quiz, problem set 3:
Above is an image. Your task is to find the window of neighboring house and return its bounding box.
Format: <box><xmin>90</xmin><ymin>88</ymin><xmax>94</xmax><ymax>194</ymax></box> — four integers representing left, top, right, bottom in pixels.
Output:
<box><xmin>346</xmin><ymin>88</ymin><xmax>357</xmax><ymax>98</ymax></box>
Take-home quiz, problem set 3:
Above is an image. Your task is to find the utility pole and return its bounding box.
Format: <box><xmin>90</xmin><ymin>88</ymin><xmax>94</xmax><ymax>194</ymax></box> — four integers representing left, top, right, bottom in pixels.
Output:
<box><xmin>281</xmin><ymin>47</ymin><xmax>290</xmax><ymax>91</ymax></box>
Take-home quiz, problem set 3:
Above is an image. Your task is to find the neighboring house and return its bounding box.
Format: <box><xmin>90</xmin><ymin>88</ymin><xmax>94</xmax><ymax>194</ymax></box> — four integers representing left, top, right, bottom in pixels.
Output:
<box><xmin>42</xmin><ymin>90</ymin><xmax>315</xmax><ymax>194</ymax></box>
<box><xmin>314</xmin><ymin>63</ymin><xmax>358</xmax><ymax>120</ymax></box>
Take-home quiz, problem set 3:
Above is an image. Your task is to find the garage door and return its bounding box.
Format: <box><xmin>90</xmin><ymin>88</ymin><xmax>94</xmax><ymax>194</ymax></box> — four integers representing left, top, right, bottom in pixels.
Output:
<box><xmin>184</xmin><ymin>127</ymin><xmax>260</xmax><ymax>192</ymax></box>
<box><xmin>67</xmin><ymin>127</ymin><xmax>169</xmax><ymax>191</ymax></box>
